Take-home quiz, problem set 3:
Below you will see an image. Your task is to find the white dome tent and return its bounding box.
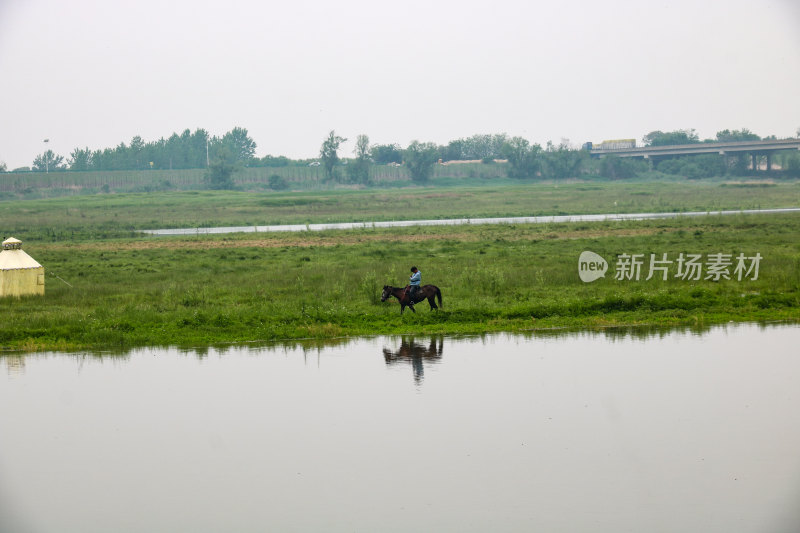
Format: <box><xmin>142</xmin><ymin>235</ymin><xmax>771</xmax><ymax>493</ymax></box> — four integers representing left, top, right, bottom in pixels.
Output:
<box><xmin>0</xmin><ymin>237</ymin><xmax>45</xmax><ymax>297</ymax></box>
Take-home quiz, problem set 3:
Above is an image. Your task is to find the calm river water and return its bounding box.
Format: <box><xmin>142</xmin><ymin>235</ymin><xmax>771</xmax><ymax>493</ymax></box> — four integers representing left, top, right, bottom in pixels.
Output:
<box><xmin>2</xmin><ymin>323</ymin><xmax>799</xmax><ymax>533</ymax></box>
<box><xmin>141</xmin><ymin>208</ymin><xmax>800</xmax><ymax>235</ymax></box>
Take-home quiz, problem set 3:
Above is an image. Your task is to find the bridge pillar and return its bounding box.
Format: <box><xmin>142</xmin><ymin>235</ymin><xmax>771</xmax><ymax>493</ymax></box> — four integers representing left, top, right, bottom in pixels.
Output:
<box><xmin>766</xmin><ymin>153</ymin><xmax>772</xmax><ymax>172</ymax></box>
<box><xmin>752</xmin><ymin>153</ymin><xmax>758</xmax><ymax>172</ymax></box>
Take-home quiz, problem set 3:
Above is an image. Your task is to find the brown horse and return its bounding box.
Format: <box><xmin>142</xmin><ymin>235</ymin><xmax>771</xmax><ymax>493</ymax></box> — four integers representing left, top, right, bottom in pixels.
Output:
<box><xmin>381</xmin><ymin>284</ymin><xmax>442</xmax><ymax>313</ymax></box>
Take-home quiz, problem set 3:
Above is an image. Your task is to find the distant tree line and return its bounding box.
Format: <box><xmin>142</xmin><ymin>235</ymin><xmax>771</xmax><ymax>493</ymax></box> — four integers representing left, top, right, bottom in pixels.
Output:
<box><xmin>5</xmin><ymin>127</ymin><xmax>799</xmax><ymax>185</ymax></box>
<box><xmin>335</xmin><ymin>128</ymin><xmax>799</xmax><ymax>183</ymax></box>
<box><xmin>19</xmin><ymin>127</ymin><xmax>259</xmax><ymax>173</ymax></box>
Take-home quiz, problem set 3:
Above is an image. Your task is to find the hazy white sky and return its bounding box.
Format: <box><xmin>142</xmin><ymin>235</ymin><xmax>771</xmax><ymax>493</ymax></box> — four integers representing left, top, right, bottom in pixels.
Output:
<box><xmin>1</xmin><ymin>0</ymin><xmax>798</xmax><ymax>169</ymax></box>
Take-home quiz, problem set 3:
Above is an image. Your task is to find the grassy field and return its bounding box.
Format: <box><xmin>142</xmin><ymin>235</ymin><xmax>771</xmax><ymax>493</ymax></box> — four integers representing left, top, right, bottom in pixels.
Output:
<box><xmin>2</xmin><ymin>180</ymin><xmax>799</xmax><ymax>241</ymax></box>
<box><xmin>0</xmin><ymin>182</ymin><xmax>798</xmax><ymax>351</ymax></box>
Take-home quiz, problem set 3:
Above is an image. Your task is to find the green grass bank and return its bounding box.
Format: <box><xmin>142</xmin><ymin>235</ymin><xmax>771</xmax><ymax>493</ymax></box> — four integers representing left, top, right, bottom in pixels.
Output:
<box><xmin>2</xmin><ymin>180</ymin><xmax>799</xmax><ymax>241</ymax></box>
<box><xmin>2</xmin><ymin>212</ymin><xmax>798</xmax><ymax>351</ymax></box>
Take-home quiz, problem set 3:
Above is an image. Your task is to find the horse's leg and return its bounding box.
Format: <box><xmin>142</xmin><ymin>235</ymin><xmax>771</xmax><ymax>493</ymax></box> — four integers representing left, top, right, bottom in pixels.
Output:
<box><xmin>428</xmin><ymin>296</ymin><xmax>437</xmax><ymax>310</ymax></box>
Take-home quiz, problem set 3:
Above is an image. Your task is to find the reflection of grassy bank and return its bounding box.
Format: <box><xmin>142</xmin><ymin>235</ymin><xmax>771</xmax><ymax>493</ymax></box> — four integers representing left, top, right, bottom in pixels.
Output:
<box><xmin>2</xmin><ymin>213</ymin><xmax>798</xmax><ymax>351</ymax></box>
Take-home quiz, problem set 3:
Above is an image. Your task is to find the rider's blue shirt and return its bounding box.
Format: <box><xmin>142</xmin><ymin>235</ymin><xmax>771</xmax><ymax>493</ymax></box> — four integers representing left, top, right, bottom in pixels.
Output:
<box><xmin>410</xmin><ymin>271</ymin><xmax>421</xmax><ymax>286</ymax></box>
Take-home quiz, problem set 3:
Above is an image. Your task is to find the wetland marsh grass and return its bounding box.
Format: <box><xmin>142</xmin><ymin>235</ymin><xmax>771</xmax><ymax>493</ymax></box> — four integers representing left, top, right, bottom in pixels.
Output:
<box><xmin>2</xmin><ymin>180</ymin><xmax>799</xmax><ymax>241</ymax></box>
<box><xmin>1</xmin><ymin>211</ymin><xmax>798</xmax><ymax>351</ymax></box>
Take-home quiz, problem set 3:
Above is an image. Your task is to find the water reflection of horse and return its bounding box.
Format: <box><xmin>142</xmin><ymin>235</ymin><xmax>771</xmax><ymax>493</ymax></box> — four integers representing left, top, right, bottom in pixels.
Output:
<box><xmin>382</xmin><ymin>338</ymin><xmax>443</xmax><ymax>384</ymax></box>
<box><xmin>381</xmin><ymin>285</ymin><xmax>442</xmax><ymax>314</ymax></box>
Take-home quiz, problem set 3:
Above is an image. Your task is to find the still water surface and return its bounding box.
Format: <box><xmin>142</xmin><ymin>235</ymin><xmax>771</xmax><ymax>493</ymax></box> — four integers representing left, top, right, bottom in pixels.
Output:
<box><xmin>1</xmin><ymin>324</ymin><xmax>799</xmax><ymax>532</ymax></box>
<box><xmin>141</xmin><ymin>207</ymin><xmax>800</xmax><ymax>235</ymax></box>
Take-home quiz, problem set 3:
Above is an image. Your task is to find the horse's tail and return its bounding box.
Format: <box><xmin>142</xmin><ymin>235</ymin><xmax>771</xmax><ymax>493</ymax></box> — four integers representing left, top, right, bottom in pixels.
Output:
<box><xmin>436</xmin><ymin>286</ymin><xmax>442</xmax><ymax>308</ymax></box>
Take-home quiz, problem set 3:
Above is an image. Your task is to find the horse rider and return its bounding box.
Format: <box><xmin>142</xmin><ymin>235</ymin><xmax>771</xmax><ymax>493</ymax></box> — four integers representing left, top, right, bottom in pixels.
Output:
<box><xmin>408</xmin><ymin>266</ymin><xmax>421</xmax><ymax>304</ymax></box>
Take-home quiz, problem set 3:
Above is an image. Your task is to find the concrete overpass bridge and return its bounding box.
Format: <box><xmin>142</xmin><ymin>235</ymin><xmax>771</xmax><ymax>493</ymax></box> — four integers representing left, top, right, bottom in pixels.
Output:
<box><xmin>589</xmin><ymin>139</ymin><xmax>800</xmax><ymax>170</ymax></box>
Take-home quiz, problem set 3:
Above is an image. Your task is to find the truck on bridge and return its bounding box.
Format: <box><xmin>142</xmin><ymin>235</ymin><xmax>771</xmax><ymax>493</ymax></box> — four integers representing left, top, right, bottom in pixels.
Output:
<box><xmin>582</xmin><ymin>139</ymin><xmax>636</xmax><ymax>151</ymax></box>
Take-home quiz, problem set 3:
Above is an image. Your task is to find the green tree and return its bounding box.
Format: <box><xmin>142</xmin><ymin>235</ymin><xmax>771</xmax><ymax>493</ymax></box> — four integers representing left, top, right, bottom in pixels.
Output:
<box><xmin>784</xmin><ymin>153</ymin><xmax>800</xmax><ymax>177</ymax></box>
<box><xmin>502</xmin><ymin>136</ymin><xmax>541</xmax><ymax>178</ymax></box>
<box><xmin>268</xmin><ymin>174</ymin><xmax>288</xmax><ymax>190</ymax></box>
<box><xmin>320</xmin><ymin>130</ymin><xmax>347</xmax><ymax>181</ymax></box>
<box><xmin>404</xmin><ymin>140</ymin><xmax>439</xmax><ymax>182</ymax></box>
<box><xmin>371</xmin><ymin>143</ymin><xmax>403</xmax><ymax>164</ymax></box>
<box><xmin>143</xmin><ymin>137</ymin><xmax>167</xmax><ymax>169</ymax></box>
<box><xmin>463</xmin><ymin>133</ymin><xmax>508</xmax><ymax>160</ymax></box>
<box><xmin>257</xmin><ymin>155</ymin><xmax>290</xmax><ymax>167</ymax></box>
<box><xmin>354</xmin><ymin>134</ymin><xmax>370</xmax><ymax>161</ymax></box>
<box><xmin>0</xmin><ymin>161</ymin><xmax>6</xmax><ymax>172</ymax></box>
<box><xmin>164</xmin><ymin>133</ymin><xmax>186</xmax><ymax>169</ymax></box>
<box><xmin>715</xmin><ymin>129</ymin><xmax>760</xmax><ymax>174</ymax></box>
<box><xmin>441</xmin><ymin>139</ymin><xmax>465</xmax><ymax>162</ymax></box>
<box><xmin>656</xmin><ymin>155</ymin><xmax>725</xmax><ymax>178</ymax></box>
<box><xmin>693</xmin><ymin>154</ymin><xmax>727</xmax><ymax>178</ymax></box>
<box><xmin>715</xmin><ymin>128</ymin><xmax>760</xmax><ymax>142</ymax></box>
<box><xmin>154</xmin><ymin>128</ymin><xmax>212</xmax><ymax>169</ymax></box>
<box><xmin>129</xmin><ymin>135</ymin><xmax>146</xmax><ymax>169</ymax></box>
<box><xmin>191</xmin><ymin>129</ymin><xmax>210</xmax><ymax>167</ymax></box>
<box><xmin>68</xmin><ymin>147</ymin><xmax>92</xmax><ymax>171</ymax></box>
<box><xmin>222</xmin><ymin>127</ymin><xmax>256</xmax><ymax>164</ymax></box>
<box><xmin>32</xmin><ymin>150</ymin><xmax>65</xmax><ymax>172</ymax></box>
<box><xmin>599</xmin><ymin>155</ymin><xmax>646</xmax><ymax>179</ymax></box>
<box><xmin>442</xmin><ymin>134</ymin><xmax>509</xmax><ymax>161</ymax></box>
<box><xmin>642</xmin><ymin>129</ymin><xmax>700</xmax><ymax>146</ymax></box>
<box><xmin>541</xmin><ymin>141</ymin><xmax>586</xmax><ymax>179</ymax></box>
<box><xmin>203</xmin><ymin>146</ymin><xmax>239</xmax><ymax>189</ymax></box>
<box><xmin>347</xmin><ymin>134</ymin><xmax>371</xmax><ymax>185</ymax></box>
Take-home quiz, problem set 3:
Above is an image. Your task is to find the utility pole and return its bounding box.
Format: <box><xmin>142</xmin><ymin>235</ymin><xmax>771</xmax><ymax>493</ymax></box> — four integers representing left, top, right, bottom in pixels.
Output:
<box><xmin>43</xmin><ymin>138</ymin><xmax>50</xmax><ymax>173</ymax></box>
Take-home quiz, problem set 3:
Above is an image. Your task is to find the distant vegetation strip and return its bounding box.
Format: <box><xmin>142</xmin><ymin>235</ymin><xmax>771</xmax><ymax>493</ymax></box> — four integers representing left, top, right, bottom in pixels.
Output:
<box><xmin>0</xmin><ymin>163</ymin><xmax>507</xmax><ymax>197</ymax></box>
<box><xmin>3</xmin><ymin>128</ymin><xmax>799</xmax><ymax>196</ymax></box>
<box><xmin>3</xmin><ymin>181</ymin><xmax>800</xmax><ymax>242</ymax></box>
